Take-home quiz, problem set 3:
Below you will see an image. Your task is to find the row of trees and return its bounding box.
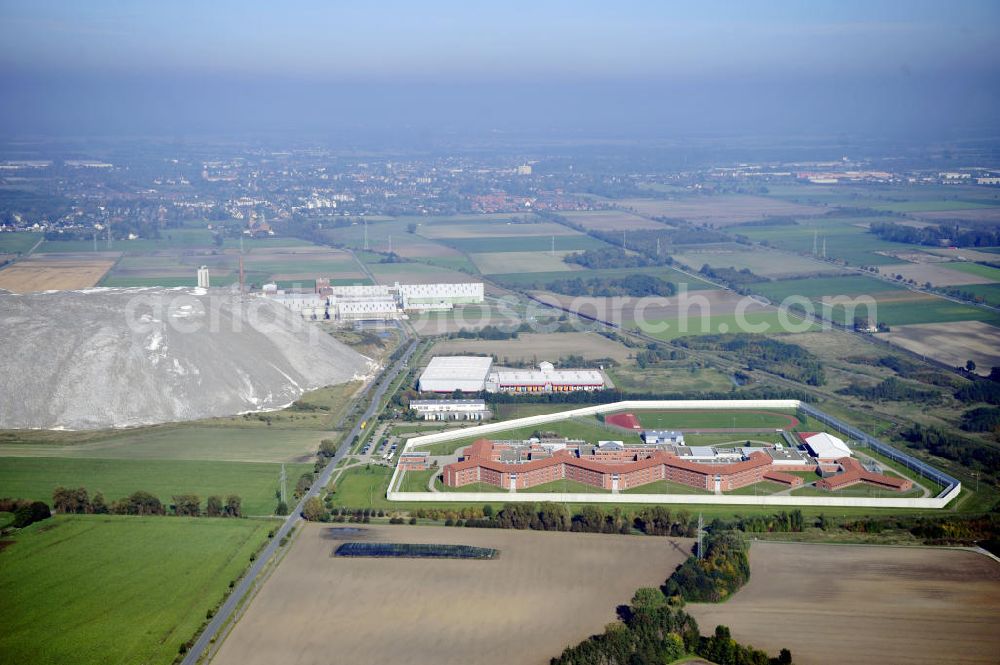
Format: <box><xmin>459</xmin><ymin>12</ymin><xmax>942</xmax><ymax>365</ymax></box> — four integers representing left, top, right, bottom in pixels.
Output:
<box><xmin>542</xmin><ymin>273</ymin><xmax>678</xmax><ymax>298</ymax></box>
<box><xmin>663</xmin><ymin>532</ymin><xmax>751</xmax><ymax>603</ymax></box>
<box><xmin>52</xmin><ymin>486</ymin><xmax>242</xmax><ymax>517</ymax></box>
<box><xmin>837</xmin><ymin>377</ymin><xmax>940</xmax><ymax>402</ymax></box>
<box><xmin>869</xmin><ymin>220</ymin><xmax>1000</xmax><ymax>248</ymax></box>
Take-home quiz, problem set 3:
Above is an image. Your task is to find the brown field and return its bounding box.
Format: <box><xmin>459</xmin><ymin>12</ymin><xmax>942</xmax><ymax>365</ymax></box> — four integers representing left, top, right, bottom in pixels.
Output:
<box><xmin>879</xmin><ymin>262</ymin><xmax>996</xmax><ymax>286</ymax></box>
<box><xmin>874</xmin><ymin>249</ymin><xmax>950</xmax><ymax>264</ymax></box>
<box><xmin>687</xmin><ymin>542</ymin><xmax>1000</xmax><ymax>665</ymax></box>
<box><xmin>213</xmin><ymin>524</ymin><xmax>691</xmax><ymax>665</ymax></box>
<box><xmin>672</xmin><ymin>248</ymin><xmax>839</xmax><ymax>278</ymax></box>
<box><xmin>618</xmin><ymin>196</ymin><xmax>823</xmax><ymax>226</ymax></box>
<box><xmin>431</xmin><ymin>331</ymin><xmax>634</xmax><ymax>364</ymax></box>
<box><xmin>0</xmin><ymin>253</ymin><xmax>118</xmax><ymax>292</ymax></box>
<box><xmin>420</xmin><ymin>221</ymin><xmax>581</xmax><ymax>238</ymax></box>
<box><xmin>470</xmin><ymin>250</ymin><xmax>583</xmax><ymax>274</ymax></box>
<box><xmin>533</xmin><ymin>289</ymin><xmax>770</xmax><ymax>324</ymax></box>
<box><xmin>922</xmin><ymin>248</ymin><xmax>1000</xmax><ymax>264</ymax></box>
<box><xmin>560</xmin><ymin>210</ymin><xmax>669</xmax><ymax>231</ymax></box>
<box><xmin>367</xmin><ymin>263</ymin><xmax>480</xmax><ymax>285</ymax></box>
<box><xmin>885</xmin><ymin>321</ymin><xmax>1000</xmax><ymax>375</ymax></box>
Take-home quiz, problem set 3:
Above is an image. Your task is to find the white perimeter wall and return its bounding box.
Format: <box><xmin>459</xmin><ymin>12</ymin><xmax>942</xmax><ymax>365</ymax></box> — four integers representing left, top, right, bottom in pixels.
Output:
<box><xmin>386</xmin><ymin>399</ymin><xmax>960</xmax><ymax>509</ymax></box>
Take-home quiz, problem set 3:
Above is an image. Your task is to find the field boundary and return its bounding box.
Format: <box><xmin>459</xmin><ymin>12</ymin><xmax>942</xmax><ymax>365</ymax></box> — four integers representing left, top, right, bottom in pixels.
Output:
<box><xmin>387</xmin><ymin>399</ymin><xmax>961</xmax><ymax>508</ymax></box>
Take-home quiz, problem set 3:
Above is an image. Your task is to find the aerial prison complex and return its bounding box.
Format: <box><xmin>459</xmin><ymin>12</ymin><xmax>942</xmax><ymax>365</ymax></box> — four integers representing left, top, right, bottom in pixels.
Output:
<box><xmin>262</xmin><ymin>281</ymin><xmax>484</xmax><ymax>321</ymax></box>
<box><xmin>418</xmin><ymin>356</ymin><xmax>607</xmax><ymax>394</ymax></box>
<box><xmin>438</xmin><ymin>431</ymin><xmax>913</xmax><ymax>494</ymax></box>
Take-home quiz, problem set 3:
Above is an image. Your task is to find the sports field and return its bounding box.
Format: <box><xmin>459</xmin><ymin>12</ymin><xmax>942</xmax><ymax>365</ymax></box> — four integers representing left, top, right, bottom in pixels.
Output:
<box><xmin>686</xmin><ymin>542</ymin><xmax>1000</xmax><ymax>665</ymax></box>
<box><xmin>211</xmin><ymin>524</ymin><xmax>691</xmax><ymax>665</ymax></box>
<box><xmin>606</xmin><ymin>410</ymin><xmax>799</xmax><ymax>431</ymax></box>
<box><xmin>0</xmin><ymin>457</ymin><xmax>311</xmax><ymax>515</ymax></box>
<box><xmin>0</xmin><ymin>515</ymin><xmax>270</xmax><ymax>665</ymax></box>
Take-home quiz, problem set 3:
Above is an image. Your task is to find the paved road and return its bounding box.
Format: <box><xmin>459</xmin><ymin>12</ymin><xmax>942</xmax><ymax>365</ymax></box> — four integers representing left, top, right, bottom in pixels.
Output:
<box><xmin>182</xmin><ymin>337</ymin><xmax>417</xmax><ymax>665</ymax></box>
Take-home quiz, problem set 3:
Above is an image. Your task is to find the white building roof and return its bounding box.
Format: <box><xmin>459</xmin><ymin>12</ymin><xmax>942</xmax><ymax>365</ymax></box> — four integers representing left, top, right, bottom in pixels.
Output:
<box><xmin>418</xmin><ymin>356</ymin><xmax>494</xmax><ymax>392</ymax></box>
<box><xmin>489</xmin><ymin>365</ymin><xmax>605</xmax><ymax>387</ymax></box>
<box><xmin>803</xmin><ymin>432</ymin><xmax>852</xmax><ymax>459</ymax></box>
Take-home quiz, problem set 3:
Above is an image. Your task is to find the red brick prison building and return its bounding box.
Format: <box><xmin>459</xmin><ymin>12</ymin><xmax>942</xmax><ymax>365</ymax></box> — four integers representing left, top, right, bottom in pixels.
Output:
<box><xmin>440</xmin><ymin>434</ymin><xmax>913</xmax><ymax>493</ymax></box>
<box><xmin>442</xmin><ymin>439</ymin><xmax>805</xmax><ymax>492</ymax></box>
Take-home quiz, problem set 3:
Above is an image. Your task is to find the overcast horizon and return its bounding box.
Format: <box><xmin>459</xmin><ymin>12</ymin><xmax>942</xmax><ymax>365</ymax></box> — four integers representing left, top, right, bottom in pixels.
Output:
<box><xmin>1</xmin><ymin>1</ymin><xmax>999</xmax><ymax>140</ymax></box>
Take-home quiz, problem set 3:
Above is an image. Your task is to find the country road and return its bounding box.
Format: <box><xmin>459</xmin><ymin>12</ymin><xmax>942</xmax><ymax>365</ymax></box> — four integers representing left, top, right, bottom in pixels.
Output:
<box><xmin>182</xmin><ymin>336</ymin><xmax>417</xmax><ymax>665</ymax></box>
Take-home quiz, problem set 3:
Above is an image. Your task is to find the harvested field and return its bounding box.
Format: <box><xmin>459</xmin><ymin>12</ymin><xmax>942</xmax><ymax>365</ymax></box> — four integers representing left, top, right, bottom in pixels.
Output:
<box><xmin>430</xmin><ymin>332</ymin><xmax>633</xmax><ymax>364</ymax></box>
<box><xmin>419</xmin><ymin>221</ymin><xmax>580</xmax><ymax>238</ymax></box>
<box><xmin>618</xmin><ymin>196</ymin><xmax>823</xmax><ymax>226</ymax></box>
<box><xmin>0</xmin><ymin>253</ymin><xmax>118</xmax><ymax>292</ymax></box>
<box><xmin>686</xmin><ymin>542</ymin><xmax>1000</xmax><ymax>665</ymax></box>
<box><xmin>878</xmin><ymin>262</ymin><xmax>997</xmax><ymax>286</ymax></box>
<box><xmin>885</xmin><ymin>321</ymin><xmax>1000</xmax><ymax>375</ymax></box>
<box><xmin>470</xmin><ymin>250</ymin><xmax>582</xmax><ymax>274</ymax></box>
<box><xmin>560</xmin><ymin>210</ymin><xmax>668</xmax><ymax>231</ymax></box>
<box><xmin>672</xmin><ymin>248</ymin><xmax>839</xmax><ymax>278</ymax></box>
<box><xmin>213</xmin><ymin>524</ymin><xmax>691</xmax><ymax>665</ymax></box>
<box><xmin>922</xmin><ymin>248</ymin><xmax>1000</xmax><ymax>264</ymax></box>
<box><xmin>533</xmin><ymin>289</ymin><xmax>770</xmax><ymax>326</ymax></box>
<box><xmin>367</xmin><ymin>262</ymin><xmax>480</xmax><ymax>285</ymax></box>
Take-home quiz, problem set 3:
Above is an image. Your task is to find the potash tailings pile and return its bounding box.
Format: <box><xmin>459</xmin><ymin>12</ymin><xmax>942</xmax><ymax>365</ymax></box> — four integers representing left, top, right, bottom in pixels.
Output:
<box><xmin>0</xmin><ymin>287</ymin><xmax>375</xmax><ymax>429</ymax></box>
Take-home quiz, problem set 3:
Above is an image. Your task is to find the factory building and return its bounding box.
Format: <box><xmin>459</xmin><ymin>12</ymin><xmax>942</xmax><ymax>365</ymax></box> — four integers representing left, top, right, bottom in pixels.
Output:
<box><xmin>409</xmin><ymin>399</ymin><xmax>492</xmax><ymax>421</ymax></box>
<box><xmin>486</xmin><ymin>361</ymin><xmax>606</xmax><ymax>393</ymax></box>
<box><xmin>264</xmin><ymin>280</ymin><xmax>485</xmax><ymax>322</ymax></box>
<box><xmin>418</xmin><ymin>356</ymin><xmax>494</xmax><ymax>393</ymax></box>
<box><xmin>416</xmin><ymin>357</ymin><xmax>608</xmax><ymax>394</ymax></box>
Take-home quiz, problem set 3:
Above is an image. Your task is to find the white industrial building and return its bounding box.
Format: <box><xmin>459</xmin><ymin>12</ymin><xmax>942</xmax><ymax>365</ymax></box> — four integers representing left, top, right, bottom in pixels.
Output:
<box><xmin>418</xmin><ymin>356</ymin><xmax>494</xmax><ymax>392</ymax></box>
<box><xmin>263</xmin><ymin>280</ymin><xmax>484</xmax><ymax>322</ymax></box>
<box><xmin>196</xmin><ymin>266</ymin><xmax>210</xmax><ymax>288</ymax></box>
<box><xmin>486</xmin><ymin>361</ymin><xmax>606</xmax><ymax>393</ymax></box>
<box><xmin>409</xmin><ymin>399</ymin><xmax>491</xmax><ymax>421</ymax></box>
<box><xmin>801</xmin><ymin>432</ymin><xmax>852</xmax><ymax>461</ymax></box>
<box><xmin>642</xmin><ymin>430</ymin><xmax>685</xmax><ymax>445</ymax></box>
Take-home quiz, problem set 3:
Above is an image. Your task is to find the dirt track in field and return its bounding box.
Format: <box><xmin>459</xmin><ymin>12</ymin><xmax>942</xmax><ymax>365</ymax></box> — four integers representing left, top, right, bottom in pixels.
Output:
<box><xmin>686</xmin><ymin>542</ymin><xmax>1000</xmax><ymax>665</ymax></box>
<box><xmin>212</xmin><ymin>524</ymin><xmax>691</xmax><ymax>665</ymax></box>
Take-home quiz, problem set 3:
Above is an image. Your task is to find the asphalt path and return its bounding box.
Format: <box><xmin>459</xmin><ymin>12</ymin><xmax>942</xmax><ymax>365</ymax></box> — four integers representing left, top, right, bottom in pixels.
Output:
<box><xmin>182</xmin><ymin>337</ymin><xmax>417</xmax><ymax>665</ymax></box>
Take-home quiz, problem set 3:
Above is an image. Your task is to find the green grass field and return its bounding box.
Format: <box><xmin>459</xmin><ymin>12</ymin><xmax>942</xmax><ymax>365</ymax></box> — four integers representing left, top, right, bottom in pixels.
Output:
<box><xmin>0</xmin><ymin>232</ymin><xmax>42</xmax><ymax>254</ymax></box>
<box><xmin>0</xmin><ymin>515</ymin><xmax>270</xmax><ymax>665</ymax></box>
<box><xmin>638</xmin><ymin>311</ymin><xmax>818</xmax><ymax>341</ymax></box>
<box><xmin>822</xmin><ymin>296</ymin><xmax>1000</xmax><ymax>327</ymax></box>
<box><xmin>950</xmin><ymin>283</ymin><xmax>1000</xmax><ymax>306</ymax></box>
<box><xmin>733</xmin><ymin>217</ymin><xmax>925</xmax><ymax>266</ymax></box>
<box><xmin>725</xmin><ymin>480</ymin><xmax>789</xmax><ymax>495</ymax></box>
<box><xmin>0</xmin><ymin>426</ymin><xmax>328</xmax><ymax>463</ymax></box>
<box><xmin>0</xmin><ymin>457</ymin><xmax>311</xmax><ymax>515</ymax></box>
<box><xmin>489</xmin><ymin>266</ymin><xmax>717</xmax><ymax>290</ymax></box>
<box><xmin>621</xmin><ymin>479</ymin><xmax>711</xmax><ymax>495</ymax></box>
<box><xmin>399</xmin><ymin>468</ymin><xmax>437</xmax><ymax>492</ymax></box>
<box><xmin>942</xmin><ymin>261</ymin><xmax>1000</xmax><ymax>281</ymax></box>
<box><xmin>439</xmin><ymin>235</ymin><xmax>610</xmax><ymax>253</ymax></box>
<box><xmin>520</xmin><ymin>478</ymin><xmax>610</xmax><ymax>493</ymax></box>
<box><xmin>753</xmin><ymin>275</ymin><xmax>903</xmax><ymax>302</ymax></box>
<box><xmin>629</xmin><ymin>410</ymin><xmax>799</xmax><ymax>430</ymax></box>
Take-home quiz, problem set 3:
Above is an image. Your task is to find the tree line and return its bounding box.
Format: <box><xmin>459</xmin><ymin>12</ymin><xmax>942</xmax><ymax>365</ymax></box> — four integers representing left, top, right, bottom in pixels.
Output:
<box><xmin>542</xmin><ymin>273</ymin><xmax>678</xmax><ymax>298</ymax></box>
<box><xmin>869</xmin><ymin>220</ymin><xmax>1000</xmax><ymax>248</ymax></box>
<box><xmin>51</xmin><ymin>486</ymin><xmax>243</xmax><ymax>517</ymax></box>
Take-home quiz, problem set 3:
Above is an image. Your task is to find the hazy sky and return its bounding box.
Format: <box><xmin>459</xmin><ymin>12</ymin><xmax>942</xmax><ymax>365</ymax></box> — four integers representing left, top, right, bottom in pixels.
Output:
<box><xmin>1</xmin><ymin>1</ymin><xmax>998</xmax><ymax>139</ymax></box>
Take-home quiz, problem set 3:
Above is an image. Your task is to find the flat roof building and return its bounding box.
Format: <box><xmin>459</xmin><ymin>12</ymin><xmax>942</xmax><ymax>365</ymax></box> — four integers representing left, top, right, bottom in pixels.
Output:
<box><xmin>486</xmin><ymin>362</ymin><xmax>605</xmax><ymax>393</ymax></box>
<box><xmin>418</xmin><ymin>356</ymin><xmax>494</xmax><ymax>393</ymax></box>
<box><xmin>409</xmin><ymin>399</ymin><xmax>491</xmax><ymax>421</ymax></box>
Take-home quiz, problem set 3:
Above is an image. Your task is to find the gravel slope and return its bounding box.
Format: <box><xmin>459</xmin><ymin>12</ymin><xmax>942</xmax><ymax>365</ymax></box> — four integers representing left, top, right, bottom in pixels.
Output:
<box><xmin>0</xmin><ymin>287</ymin><xmax>375</xmax><ymax>429</ymax></box>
